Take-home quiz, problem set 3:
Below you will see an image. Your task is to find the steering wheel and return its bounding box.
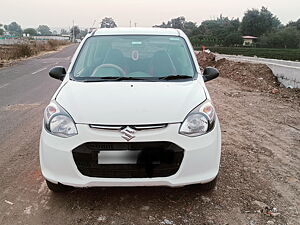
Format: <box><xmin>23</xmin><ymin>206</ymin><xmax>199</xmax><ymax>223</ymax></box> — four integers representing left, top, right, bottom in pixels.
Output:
<box><xmin>91</xmin><ymin>64</ymin><xmax>126</xmax><ymax>77</ymax></box>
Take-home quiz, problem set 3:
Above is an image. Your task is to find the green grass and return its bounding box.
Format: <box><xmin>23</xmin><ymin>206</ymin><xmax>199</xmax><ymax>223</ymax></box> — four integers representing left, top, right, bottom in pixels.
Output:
<box><xmin>194</xmin><ymin>46</ymin><xmax>300</xmax><ymax>61</ymax></box>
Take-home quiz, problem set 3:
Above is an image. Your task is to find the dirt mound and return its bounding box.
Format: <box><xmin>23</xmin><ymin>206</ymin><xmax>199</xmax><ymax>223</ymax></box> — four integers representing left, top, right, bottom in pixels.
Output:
<box><xmin>197</xmin><ymin>51</ymin><xmax>300</xmax><ymax>103</ymax></box>
<box><xmin>197</xmin><ymin>51</ymin><xmax>216</xmax><ymax>68</ymax></box>
<box><xmin>214</xmin><ymin>58</ymin><xmax>280</xmax><ymax>92</ymax></box>
<box><xmin>197</xmin><ymin>51</ymin><xmax>281</xmax><ymax>92</ymax></box>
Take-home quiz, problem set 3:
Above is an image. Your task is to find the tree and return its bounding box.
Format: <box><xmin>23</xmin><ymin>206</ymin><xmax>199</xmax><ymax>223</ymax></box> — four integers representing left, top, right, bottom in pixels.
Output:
<box><xmin>190</xmin><ymin>34</ymin><xmax>220</xmax><ymax>47</ymax></box>
<box><xmin>199</xmin><ymin>16</ymin><xmax>240</xmax><ymax>37</ymax></box>
<box><xmin>37</xmin><ymin>25</ymin><xmax>52</xmax><ymax>35</ymax></box>
<box><xmin>240</xmin><ymin>7</ymin><xmax>281</xmax><ymax>37</ymax></box>
<box><xmin>4</xmin><ymin>22</ymin><xmax>22</xmax><ymax>36</ymax></box>
<box><xmin>60</xmin><ymin>29</ymin><xmax>68</xmax><ymax>35</ymax></box>
<box><xmin>279</xmin><ymin>27</ymin><xmax>300</xmax><ymax>48</ymax></box>
<box><xmin>154</xmin><ymin>16</ymin><xmax>185</xmax><ymax>29</ymax></box>
<box><xmin>153</xmin><ymin>22</ymin><xmax>168</xmax><ymax>28</ymax></box>
<box><xmin>183</xmin><ymin>21</ymin><xmax>198</xmax><ymax>36</ymax></box>
<box><xmin>224</xmin><ymin>32</ymin><xmax>243</xmax><ymax>46</ymax></box>
<box><xmin>0</xmin><ymin>24</ymin><xmax>4</xmax><ymax>35</ymax></box>
<box><xmin>258</xmin><ymin>27</ymin><xmax>300</xmax><ymax>48</ymax></box>
<box><xmin>154</xmin><ymin>16</ymin><xmax>198</xmax><ymax>36</ymax></box>
<box><xmin>287</xmin><ymin>19</ymin><xmax>300</xmax><ymax>30</ymax></box>
<box><xmin>170</xmin><ymin>16</ymin><xmax>186</xmax><ymax>29</ymax></box>
<box><xmin>100</xmin><ymin>17</ymin><xmax>117</xmax><ymax>28</ymax></box>
<box><xmin>23</xmin><ymin>28</ymin><xmax>37</xmax><ymax>36</ymax></box>
<box><xmin>79</xmin><ymin>28</ymin><xmax>88</xmax><ymax>39</ymax></box>
<box><xmin>70</xmin><ymin>26</ymin><xmax>80</xmax><ymax>39</ymax></box>
<box><xmin>195</xmin><ymin>16</ymin><xmax>240</xmax><ymax>46</ymax></box>
<box><xmin>295</xmin><ymin>19</ymin><xmax>300</xmax><ymax>30</ymax></box>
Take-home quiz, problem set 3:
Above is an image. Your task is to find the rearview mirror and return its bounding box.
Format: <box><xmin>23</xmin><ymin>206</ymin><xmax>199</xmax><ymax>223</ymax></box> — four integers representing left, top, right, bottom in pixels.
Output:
<box><xmin>203</xmin><ymin>67</ymin><xmax>219</xmax><ymax>82</ymax></box>
<box><xmin>49</xmin><ymin>66</ymin><xmax>66</xmax><ymax>81</ymax></box>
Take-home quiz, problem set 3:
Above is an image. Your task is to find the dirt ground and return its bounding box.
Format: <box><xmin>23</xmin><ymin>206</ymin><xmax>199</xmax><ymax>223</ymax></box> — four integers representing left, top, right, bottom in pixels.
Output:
<box><xmin>198</xmin><ymin>52</ymin><xmax>300</xmax><ymax>225</ymax></box>
<box><xmin>0</xmin><ymin>50</ymin><xmax>299</xmax><ymax>225</ymax></box>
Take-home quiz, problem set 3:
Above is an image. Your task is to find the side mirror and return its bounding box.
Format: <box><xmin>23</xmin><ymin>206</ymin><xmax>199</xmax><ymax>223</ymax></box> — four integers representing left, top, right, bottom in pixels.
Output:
<box><xmin>49</xmin><ymin>66</ymin><xmax>66</xmax><ymax>81</ymax></box>
<box><xmin>203</xmin><ymin>67</ymin><xmax>219</xmax><ymax>82</ymax></box>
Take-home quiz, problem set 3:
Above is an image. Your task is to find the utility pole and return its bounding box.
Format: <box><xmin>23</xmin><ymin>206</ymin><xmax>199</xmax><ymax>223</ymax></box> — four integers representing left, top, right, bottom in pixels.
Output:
<box><xmin>72</xmin><ymin>20</ymin><xmax>75</xmax><ymax>42</ymax></box>
<box><xmin>130</xmin><ymin>20</ymin><xmax>132</xmax><ymax>27</ymax></box>
<box><xmin>91</xmin><ymin>19</ymin><xmax>97</xmax><ymax>29</ymax></box>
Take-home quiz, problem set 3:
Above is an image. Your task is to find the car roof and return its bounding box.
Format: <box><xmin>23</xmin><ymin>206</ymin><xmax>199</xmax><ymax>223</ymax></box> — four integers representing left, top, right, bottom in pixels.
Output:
<box><xmin>93</xmin><ymin>27</ymin><xmax>181</xmax><ymax>36</ymax></box>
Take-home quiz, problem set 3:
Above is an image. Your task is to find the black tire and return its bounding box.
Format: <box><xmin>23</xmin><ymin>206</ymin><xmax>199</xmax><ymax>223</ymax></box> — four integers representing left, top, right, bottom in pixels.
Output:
<box><xmin>46</xmin><ymin>180</ymin><xmax>73</xmax><ymax>193</ymax></box>
<box><xmin>199</xmin><ymin>176</ymin><xmax>218</xmax><ymax>191</ymax></box>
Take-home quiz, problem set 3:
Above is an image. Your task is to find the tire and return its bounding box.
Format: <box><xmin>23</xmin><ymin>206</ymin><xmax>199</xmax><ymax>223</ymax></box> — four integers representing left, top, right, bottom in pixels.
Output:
<box><xmin>199</xmin><ymin>176</ymin><xmax>218</xmax><ymax>191</ymax></box>
<box><xmin>46</xmin><ymin>180</ymin><xmax>73</xmax><ymax>193</ymax></box>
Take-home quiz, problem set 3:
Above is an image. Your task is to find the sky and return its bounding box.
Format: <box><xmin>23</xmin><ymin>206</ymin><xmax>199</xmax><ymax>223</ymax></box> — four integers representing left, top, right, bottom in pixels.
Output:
<box><xmin>0</xmin><ymin>0</ymin><xmax>299</xmax><ymax>31</ymax></box>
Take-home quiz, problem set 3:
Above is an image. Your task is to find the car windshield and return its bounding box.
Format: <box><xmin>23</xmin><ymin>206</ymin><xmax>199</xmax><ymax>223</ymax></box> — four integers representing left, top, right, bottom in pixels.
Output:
<box><xmin>71</xmin><ymin>35</ymin><xmax>196</xmax><ymax>81</ymax></box>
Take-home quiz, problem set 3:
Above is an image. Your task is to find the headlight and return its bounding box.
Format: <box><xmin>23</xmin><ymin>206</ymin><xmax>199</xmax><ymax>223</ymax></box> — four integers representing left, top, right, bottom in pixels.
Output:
<box><xmin>179</xmin><ymin>100</ymin><xmax>216</xmax><ymax>137</ymax></box>
<box><xmin>44</xmin><ymin>101</ymin><xmax>78</xmax><ymax>138</ymax></box>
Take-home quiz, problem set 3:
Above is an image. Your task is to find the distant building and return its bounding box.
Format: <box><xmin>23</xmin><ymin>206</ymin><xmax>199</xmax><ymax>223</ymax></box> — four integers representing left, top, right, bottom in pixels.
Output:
<box><xmin>32</xmin><ymin>35</ymin><xmax>70</xmax><ymax>41</ymax></box>
<box><xmin>242</xmin><ymin>36</ymin><xmax>257</xmax><ymax>46</ymax></box>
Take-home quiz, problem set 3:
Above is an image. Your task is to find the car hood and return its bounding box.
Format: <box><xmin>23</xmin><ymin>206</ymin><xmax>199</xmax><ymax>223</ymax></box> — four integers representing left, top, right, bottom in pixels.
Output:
<box><xmin>55</xmin><ymin>80</ymin><xmax>206</xmax><ymax>125</ymax></box>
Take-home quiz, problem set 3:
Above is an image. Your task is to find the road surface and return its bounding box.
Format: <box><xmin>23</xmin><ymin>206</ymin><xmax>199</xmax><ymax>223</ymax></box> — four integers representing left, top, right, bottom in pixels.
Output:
<box><xmin>0</xmin><ymin>45</ymin><xmax>299</xmax><ymax>225</ymax></box>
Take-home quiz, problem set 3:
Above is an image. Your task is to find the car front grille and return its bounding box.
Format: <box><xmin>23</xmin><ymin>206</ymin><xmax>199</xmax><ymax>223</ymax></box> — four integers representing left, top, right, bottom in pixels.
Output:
<box><xmin>72</xmin><ymin>142</ymin><xmax>184</xmax><ymax>178</ymax></box>
<box><xmin>89</xmin><ymin>123</ymin><xmax>168</xmax><ymax>130</ymax></box>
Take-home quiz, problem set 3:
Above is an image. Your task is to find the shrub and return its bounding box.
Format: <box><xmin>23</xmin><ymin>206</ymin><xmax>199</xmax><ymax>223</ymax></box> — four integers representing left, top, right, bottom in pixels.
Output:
<box><xmin>0</xmin><ymin>40</ymin><xmax>69</xmax><ymax>61</ymax></box>
<box><xmin>223</xmin><ymin>32</ymin><xmax>243</xmax><ymax>47</ymax></box>
<box><xmin>13</xmin><ymin>43</ymin><xmax>34</xmax><ymax>58</ymax></box>
<box><xmin>47</xmin><ymin>40</ymin><xmax>68</xmax><ymax>50</ymax></box>
<box><xmin>47</xmin><ymin>40</ymin><xmax>59</xmax><ymax>49</ymax></box>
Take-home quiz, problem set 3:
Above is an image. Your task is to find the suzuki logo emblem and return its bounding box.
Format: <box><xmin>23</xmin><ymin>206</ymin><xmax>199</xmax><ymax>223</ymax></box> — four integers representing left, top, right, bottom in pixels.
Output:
<box><xmin>120</xmin><ymin>126</ymin><xmax>136</xmax><ymax>141</ymax></box>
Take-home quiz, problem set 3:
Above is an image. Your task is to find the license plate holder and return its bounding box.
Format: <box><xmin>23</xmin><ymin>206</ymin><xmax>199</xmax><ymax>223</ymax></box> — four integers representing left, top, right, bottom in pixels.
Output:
<box><xmin>98</xmin><ymin>150</ymin><xmax>141</xmax><ymax>164</ymax></box>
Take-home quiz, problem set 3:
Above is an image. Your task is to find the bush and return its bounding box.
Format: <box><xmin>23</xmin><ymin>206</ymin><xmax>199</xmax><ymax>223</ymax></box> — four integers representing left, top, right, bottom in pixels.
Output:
<box><xmin>190</xmin><ymin>35</ymin><xmax>221</xmax><ymax>47</ymax></box>
<box><xmin>0</xmin><ymin>40</ymin><xmax>69</xmax><ymax>61</ymax></box>
<box><xmin>13</xmin><ymin>43</ymin><xmax>34</xmax><ymax>58</ymax></box>
<box><xmin>224</xmin><ymin>32</ymin><xmax>243</xmax><ymax>47</ymax></box>
<box><xmin>47</xmin><ymin>40</ymin><xmax>59</xmax><ymax>49</ymax></box>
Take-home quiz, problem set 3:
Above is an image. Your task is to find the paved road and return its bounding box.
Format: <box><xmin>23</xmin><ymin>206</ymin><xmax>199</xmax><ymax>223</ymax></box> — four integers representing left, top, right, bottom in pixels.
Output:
<box><xmin>0</xmin><ymin>45</ymin><xmax>76</xmax><ymax>143</ymax></box>
<box><xmin>0</xmin><ymin>45</ymin><xmax>77</xmax><ymax>224</ymax></box>
<box><xmin>215</xmin><ymin>53</ymin><xmax>300</xmax><ymax>68</ymax></box>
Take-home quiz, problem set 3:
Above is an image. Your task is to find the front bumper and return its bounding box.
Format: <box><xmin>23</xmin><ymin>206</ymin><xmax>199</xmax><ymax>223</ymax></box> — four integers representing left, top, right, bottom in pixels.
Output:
<box><xmin>39</xmin><ymin>120</ymin><xmax>221</xmax><ymax>187</ymax></box>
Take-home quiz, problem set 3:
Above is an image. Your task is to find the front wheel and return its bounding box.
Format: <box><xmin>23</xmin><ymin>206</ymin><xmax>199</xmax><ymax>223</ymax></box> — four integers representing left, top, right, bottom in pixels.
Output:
<box><xmin>46</xmin><ymin>180</ymin><xmax>73</xmax><ymax>193</ymax></box>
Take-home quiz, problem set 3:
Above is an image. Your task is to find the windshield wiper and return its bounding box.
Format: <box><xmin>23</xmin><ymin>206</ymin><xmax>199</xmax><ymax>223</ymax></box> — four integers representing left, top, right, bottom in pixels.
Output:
<box><xmin>81</xmin><ymin>76</ymin><xmax>145</xmax><ymax>82</ymax></box>
<box><xmin>158</xmin><ymin>75</ymin><xmax>193</xmax><ymax>80</ymax></box>
<box><xmin>113</xmin><ymin>77</ymin><xmax>145</xmax><ymax>81</ymax></box>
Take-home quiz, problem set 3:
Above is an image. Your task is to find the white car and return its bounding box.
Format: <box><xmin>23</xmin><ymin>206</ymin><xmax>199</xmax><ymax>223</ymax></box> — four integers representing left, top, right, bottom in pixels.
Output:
<box><xmin>40</xmin><ymin>28</ymin><xmax>221</xmax><ymax>192</ymax></box>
